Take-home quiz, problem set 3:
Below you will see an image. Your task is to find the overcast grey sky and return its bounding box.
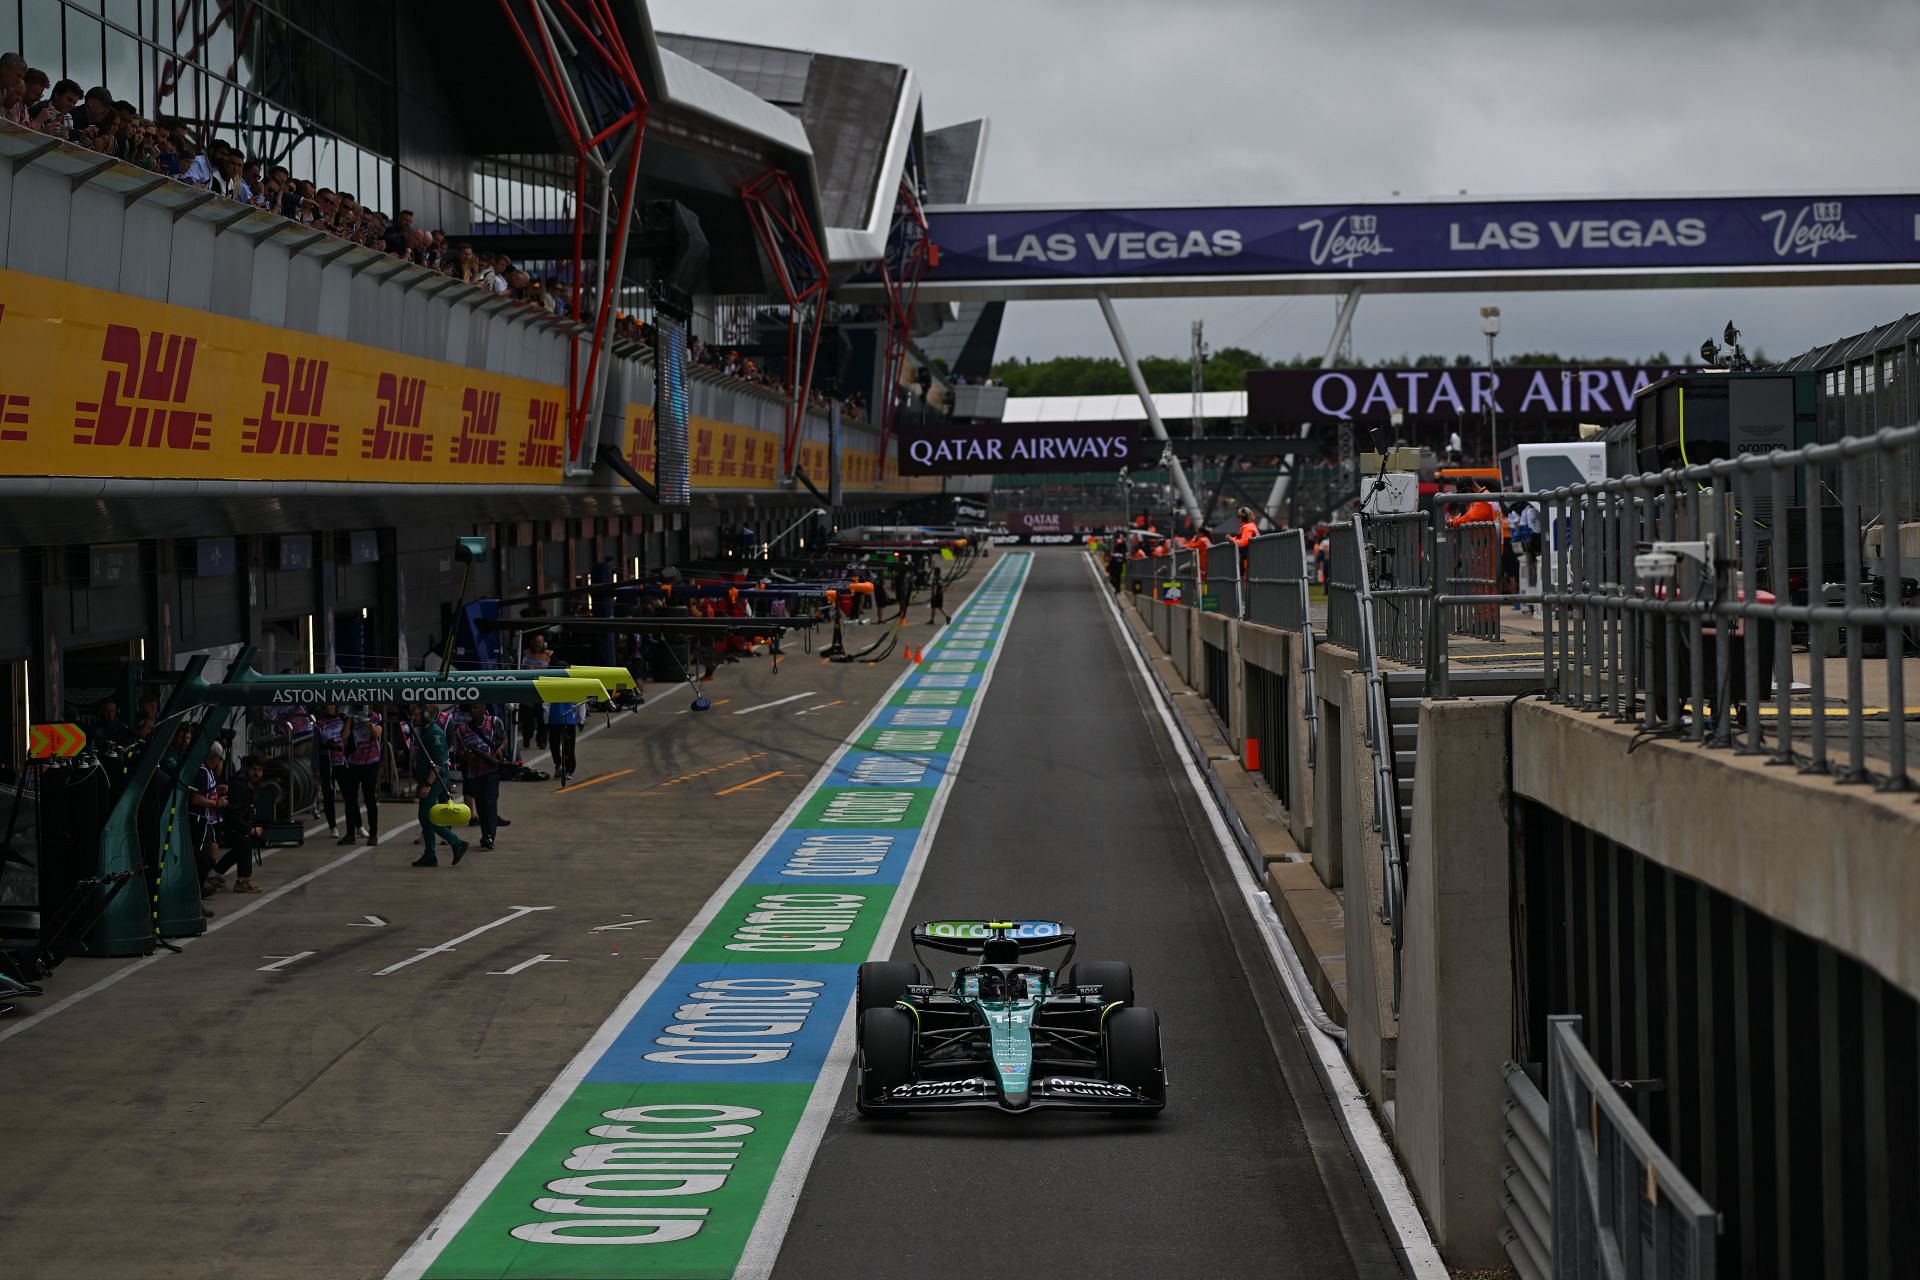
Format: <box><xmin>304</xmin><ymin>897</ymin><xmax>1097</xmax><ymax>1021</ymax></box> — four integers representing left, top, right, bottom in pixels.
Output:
<box><xmin>651</xmin><ymin>0</ymin><xmax>1920</xmax><ymax>366</ymax></box>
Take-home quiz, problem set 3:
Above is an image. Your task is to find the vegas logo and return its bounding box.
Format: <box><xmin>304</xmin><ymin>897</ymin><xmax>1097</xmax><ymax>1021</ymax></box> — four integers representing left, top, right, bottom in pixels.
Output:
<box><xmin>1762</xmin><ymin>201</ymin><xmax>1858</xmax><ymax>259</ymax></box>
<box><xmin>73</xmin><ymin>324</ymin><xmax>211</xmax><ymax>451</ymax></box>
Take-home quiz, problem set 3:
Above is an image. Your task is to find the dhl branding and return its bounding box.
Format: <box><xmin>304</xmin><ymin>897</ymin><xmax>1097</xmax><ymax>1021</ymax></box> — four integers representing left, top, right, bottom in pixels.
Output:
<box><xmin>520</xmin><ymin>398</ymin><xmax>564</xmax><ymax>470</ymax></box>
<box><xmin>369</xmin><ymin>373</ymin><xmax>431</xmax><ymax>463</ymax></box>
<box><xmin>0</xmin><ymin>304</ymin><xmax>27</xmax><ymax>444</ymax></box>
<box><xmin>74</xmin><ymin>324</ymin><xmax>211</xmax><ymax>452</ymax></box>
<box><xmin>0</xmin><ymin>267</ymin><xmax>928</xmax><ymax>491</ymax></box>
<box><xmin>452</xmin><ymin>387</ymin><xmax>505</xmax><ymax>467</ymax></box>
<box><xmin>243</xmin><ymin>353</ymin><xmax>338</xmax><ymax>457</ymax></box>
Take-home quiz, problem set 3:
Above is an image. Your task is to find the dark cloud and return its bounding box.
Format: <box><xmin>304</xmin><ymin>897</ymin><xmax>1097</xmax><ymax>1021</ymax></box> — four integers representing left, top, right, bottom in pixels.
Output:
<box><xmin>650</xmin><ymin>0</ymin><xmax>1919</xmax><ymax>364</ymax></box>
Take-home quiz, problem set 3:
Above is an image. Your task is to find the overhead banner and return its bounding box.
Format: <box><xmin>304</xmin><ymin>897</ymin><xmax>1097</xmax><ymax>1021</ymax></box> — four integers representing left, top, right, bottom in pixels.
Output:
<box><xmin>1247</xmin><ymin>364</ymin><xmax>1693</xmax><ymax>423</ymax></box>
<box><xmin>916</xmin><ymin>195</ymin><xmax>1920</xmax><ymax>284</ymax></box>
<box><xmin>896</xmin><ymin>422</ymin><xmax>1142</xmax><ymax>475</ymax></box>
<box><xmin>0</xmin><ymin>267</ymin><xmax>565</xmax><ymax>485</ymax></box>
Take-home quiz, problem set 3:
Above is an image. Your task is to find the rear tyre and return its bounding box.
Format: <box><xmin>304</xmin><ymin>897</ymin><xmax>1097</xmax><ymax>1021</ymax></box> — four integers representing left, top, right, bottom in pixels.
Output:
<box><xmin>1062</xmin><ymin>960</ymin><xmax>1134</xmax><ymax>1008</ymax></box>
<box><xmin>856</xmin><ymin>961</ymin><xmax>918</xmax><ymax>1015</ymax></box>
<box><xmin>856</xmin><ymin>1007</ymin><xmax>916</xmax><ymax>1117</ymax></box>
<box><xmin>1104</xmin><ymin>1005</ymin><xmax>1165</xmax><ymax>1112</ymax></box>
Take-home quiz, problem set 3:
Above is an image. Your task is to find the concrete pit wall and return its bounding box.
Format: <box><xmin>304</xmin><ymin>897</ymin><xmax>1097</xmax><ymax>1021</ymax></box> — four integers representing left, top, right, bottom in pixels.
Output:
<box><xmin>1396</xmin><ymin>697</ymin><xmax>1514</xmax><ymax>1269</ymax></box>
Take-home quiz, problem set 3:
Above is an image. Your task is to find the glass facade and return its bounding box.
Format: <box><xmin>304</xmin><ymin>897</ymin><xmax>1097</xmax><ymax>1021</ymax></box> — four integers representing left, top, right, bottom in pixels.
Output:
<box><xmin>4</xmin><ymin>0</ymin><xmax>398</xmax><ymax>208</ymax></box>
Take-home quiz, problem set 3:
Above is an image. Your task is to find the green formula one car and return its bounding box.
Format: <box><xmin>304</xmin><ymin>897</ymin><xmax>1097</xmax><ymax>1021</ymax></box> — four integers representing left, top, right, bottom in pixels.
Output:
<box><xmin>854</xmin><ymin>920</ymin><xmax>1166</xmax><ymax>1115</ymax></box>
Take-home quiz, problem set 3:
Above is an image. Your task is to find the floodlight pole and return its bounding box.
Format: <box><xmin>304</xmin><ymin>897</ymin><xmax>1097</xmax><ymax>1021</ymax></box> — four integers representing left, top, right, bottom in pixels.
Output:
<box><xmin>1098</xmin><ymin>292</ymin><xmax>1202</xmax><ymax>527</ymax></box>
<box><xmin>1264</xmin><ymin>286</ymin><xmax>1363</xmax><ymax>526</ymax></box>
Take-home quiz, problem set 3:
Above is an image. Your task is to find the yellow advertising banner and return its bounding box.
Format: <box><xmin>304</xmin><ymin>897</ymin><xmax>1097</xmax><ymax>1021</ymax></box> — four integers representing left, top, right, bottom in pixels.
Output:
<box><xmin>0</xmin><ymin>267</ymin><xmax>568</xmax><ymax>485</ymax></box>
<box><xmin>617</xmin><ymin>406</ymin><xmax>929</xmax><ymax>493</ymax></box>
<box><xmin>0</xmin><ymin>266</ymin><xmax>936</xmax><ymax>494</ymax></box>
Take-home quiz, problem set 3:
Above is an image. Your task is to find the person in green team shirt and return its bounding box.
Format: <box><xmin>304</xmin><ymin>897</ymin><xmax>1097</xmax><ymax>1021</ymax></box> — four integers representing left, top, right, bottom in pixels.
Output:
<box><xmin>406</xmin><ymin>702</ymin><xmax>469</xmax><ymax>867</ymax></box>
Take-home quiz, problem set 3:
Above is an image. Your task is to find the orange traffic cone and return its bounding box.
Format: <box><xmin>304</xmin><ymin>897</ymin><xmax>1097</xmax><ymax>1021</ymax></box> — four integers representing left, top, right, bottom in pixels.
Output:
<box><xmin>903</xmin><ymin>644</ymin><xmax>916</xmax><ymax>663</ymax></box>
<box><xmin>913</xmin><ymin>646</ymin><xmax>924</xmax><ymax>664</ymax></box>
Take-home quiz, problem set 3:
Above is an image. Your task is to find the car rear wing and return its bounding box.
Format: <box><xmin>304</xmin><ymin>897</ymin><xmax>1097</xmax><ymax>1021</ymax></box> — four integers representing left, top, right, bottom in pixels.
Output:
<box><xmin>910</xmin><ymin>920</ymin><xmax>1076</xmax><ymax>956</ymax></box>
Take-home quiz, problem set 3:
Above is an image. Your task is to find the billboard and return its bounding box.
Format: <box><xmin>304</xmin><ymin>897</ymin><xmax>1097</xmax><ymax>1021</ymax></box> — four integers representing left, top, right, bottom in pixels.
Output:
<box><xmin>1008</xmin><ymin>512</ymin><xmax>1073</xmax><ymax>536</ymax></box>
<box><xmin>896</xmin><ymin>422</ymin><xmax>1143</xmax><ymax>475</ymax></box>
<box><xmin>0</xmin><ymin>267</ymin><xmax>566</xmax><ymax>485</ymax></box>
<box><xmin>651</xmin><ymin>315</ymin><xmax>693</xmax><ymax>505</ymax></box>
<box><xmin>898</xmin><ymin>194</ymin><xmax>1920</xmax><ymax>293</ymax></box>
<box><xmin>1247</xmin><ymin>365</ymin><xmax>1693</xmax><ymax>424</ymax></box>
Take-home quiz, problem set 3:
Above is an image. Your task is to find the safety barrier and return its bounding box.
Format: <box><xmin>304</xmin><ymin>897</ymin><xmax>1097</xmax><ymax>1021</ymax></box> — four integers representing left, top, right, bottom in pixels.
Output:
<box><xmin>1358</xmin><ymin>511</ymin><xmax>1433</xmax><ymax>667</ymax></box>
<box><xmin>1243</xmin><ymin>531</ymin><xmax>1319</xmax><ymax>765</ymax></box>
<box><xmin>1447</xmin><ymin>520</ymin><xmax>1505</xmax><ymax>643</ymax></box>
<box><xmin>1431</xmin><ymin>422</ymin><xmax>1919</xmax><ymax>792</ymax></box>
<box><xmin>1500</xmin><ymin>1062</ymin><xmax>1551</xmax><ymax>1280</ymax></box>
<box><xmin>1206</xmin><ymin>541</ymin><xmax>1243</xmax><ymax>618</ymax></box>
<box><xmin>1329</xmin><ymin>517</ymin><xmax>1410</xmax><ymax>1009</ymax></box>
<box><xmin>1546</xmin><ymin>1015</ymin><xmax>1719</xmax><ymax>1278</ymax></box>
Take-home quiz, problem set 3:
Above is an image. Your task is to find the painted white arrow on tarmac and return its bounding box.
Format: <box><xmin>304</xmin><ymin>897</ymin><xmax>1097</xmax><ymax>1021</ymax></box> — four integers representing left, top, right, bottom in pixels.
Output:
<box><xmin>590</xmin><ymin>919</ymin><xmax>652</xmax><ymax>932</ymax></box>
<box><xmin>257</xmin><ymin>952</ymin><xmax>315</xmax><ymax>972</ymax></box>
<box><xmin>347</xmin><ymin>915</ymin><xmax>388</xmax><ymax>928</ymax></box>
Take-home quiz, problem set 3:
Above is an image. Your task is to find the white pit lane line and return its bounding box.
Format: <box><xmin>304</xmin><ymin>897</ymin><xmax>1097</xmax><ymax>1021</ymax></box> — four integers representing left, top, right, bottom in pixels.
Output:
<box><xmin>384</xmin><ymin>554</ymin><xmax>1032</xmax><ymax>1280</ymax></box>
<box><xmin>1083</xmin><ymin>554</ymin><xmax>1447</xmax><ymax>1279</ymax></box>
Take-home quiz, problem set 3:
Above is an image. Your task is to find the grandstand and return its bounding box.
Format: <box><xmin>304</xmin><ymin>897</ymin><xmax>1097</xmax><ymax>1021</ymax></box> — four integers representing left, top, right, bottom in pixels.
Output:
<box><xmin>0</xmin><ymin>1</ymin><xmax>996</xmax><ymax>739</ymax></box>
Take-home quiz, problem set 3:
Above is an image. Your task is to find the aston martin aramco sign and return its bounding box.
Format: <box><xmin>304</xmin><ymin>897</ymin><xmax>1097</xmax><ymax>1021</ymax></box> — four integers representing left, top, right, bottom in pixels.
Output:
<box><xmin>845</xmin><ymin>193</ymin><xmax>1920</xmax><ymax>301</ymax></box>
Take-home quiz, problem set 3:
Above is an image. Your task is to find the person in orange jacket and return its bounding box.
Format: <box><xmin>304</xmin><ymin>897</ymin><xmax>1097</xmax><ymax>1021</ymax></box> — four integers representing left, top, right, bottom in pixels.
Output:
<box><xmin>1227</xmin><ymin>506</ymin><xmax>1260</xmax><ymax>547</ymax></box>
<box><xmin>1447</xmin><ymin>481</ymin><xmax>1507</xmax><ymax>533</ymax></box>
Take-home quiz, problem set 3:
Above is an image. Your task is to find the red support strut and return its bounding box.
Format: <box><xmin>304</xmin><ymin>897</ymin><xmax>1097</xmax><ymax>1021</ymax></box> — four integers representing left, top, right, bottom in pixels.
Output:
<box><xmin>497</xmin><ymin>0</ymin><xmax>649</xmax><ymax>472</ymax></box>
<box><xmin>878</xmin><ymin>178</ymin><xmax>932</xmax><ymax>472</ymax></box>
<box><xmin>741</xmin><ymin>170</ymin><xmax>829</xmax><ymax>481</ymax></box>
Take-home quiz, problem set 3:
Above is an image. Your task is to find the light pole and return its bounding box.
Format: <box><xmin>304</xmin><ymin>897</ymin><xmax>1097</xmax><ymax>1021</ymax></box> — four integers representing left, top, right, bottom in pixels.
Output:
<box><xmin>1479</xmin><ymin>306</ymin><xmax>1502</xmax><ymax>471</ymax></box>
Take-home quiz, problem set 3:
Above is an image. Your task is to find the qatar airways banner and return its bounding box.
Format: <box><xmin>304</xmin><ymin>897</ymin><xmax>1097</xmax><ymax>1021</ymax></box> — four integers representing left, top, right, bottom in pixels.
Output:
<box><xmin>919</xmin><ymin>195</ymin><xmax>1920</xmax><ymax>282</ymax></box>
<box><xmin>896</xmin><ymin>423</ymin><xmax>1142</xmax><ymax>475</ymax></box>
<box><xmin>1248</xmin><ymin>365</ymin><xmax>1694</xmax><ymax>423</ymax></box>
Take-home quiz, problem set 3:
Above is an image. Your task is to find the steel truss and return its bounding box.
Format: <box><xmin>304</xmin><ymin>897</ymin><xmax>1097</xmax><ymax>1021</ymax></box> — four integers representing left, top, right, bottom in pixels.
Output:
<box><xmin>497</xmin><ymin>0</ymin><xmax>649</xmax><ymax>475</ymax></box>
<box><xmin>877</xmin><ymin>174</ymin><xmax>932</xmax><ymax>464</ymax></box>
<box><xmin>741</xmin><ymin>170</ymin><xmax>829</xmax><ymax>481</ymax></box>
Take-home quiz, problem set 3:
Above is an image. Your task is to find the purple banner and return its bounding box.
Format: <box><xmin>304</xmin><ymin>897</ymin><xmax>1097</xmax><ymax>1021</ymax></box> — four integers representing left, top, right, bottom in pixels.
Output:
<box><xmin>1247</xmin><ymin>365</ymin><xmax>1694</xmax><ymax>423</ymax></box>
<box><xmin>919</xmin><ymin>195</ymin><xmax>1920</xmax><ymax>283</ymax></box>
<box><xmin>897</xmin><ymin>423</ymin><xmax>1141</xmax><ymax>475</ymax></box>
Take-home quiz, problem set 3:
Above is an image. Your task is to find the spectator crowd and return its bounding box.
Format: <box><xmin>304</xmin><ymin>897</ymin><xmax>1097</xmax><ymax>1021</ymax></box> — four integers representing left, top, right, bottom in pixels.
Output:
<box><xmin>3</xmin><ymin>49</ymin><xmax>878</xmax><ymax>424</ymax></box>
<box><xmin>3</xmin><ymin>49</ymin><xmax>573</xmax><ymax>317</ymax></box>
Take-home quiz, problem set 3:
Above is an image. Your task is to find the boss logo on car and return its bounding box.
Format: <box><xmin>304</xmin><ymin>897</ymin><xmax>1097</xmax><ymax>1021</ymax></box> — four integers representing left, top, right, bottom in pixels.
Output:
<box><xmin>1040</xmin><ymin>1078</ymin><xmax>1135</xmax><ymax>1098</ymax></box>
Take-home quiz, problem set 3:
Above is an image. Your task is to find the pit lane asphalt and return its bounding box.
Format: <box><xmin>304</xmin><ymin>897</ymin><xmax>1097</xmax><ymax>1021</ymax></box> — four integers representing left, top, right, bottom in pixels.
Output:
<box><xmin>770</xmin><ymin>550</ymin><xmax>1402</xmax><ymax>1279</ymax></box>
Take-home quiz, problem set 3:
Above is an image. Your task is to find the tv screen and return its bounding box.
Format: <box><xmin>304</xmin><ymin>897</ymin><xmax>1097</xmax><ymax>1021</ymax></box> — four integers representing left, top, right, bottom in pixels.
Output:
<box><xmin>653</xmin><ymin>315</ymin><xmax>692</xmax><ymax>505</ymax></box>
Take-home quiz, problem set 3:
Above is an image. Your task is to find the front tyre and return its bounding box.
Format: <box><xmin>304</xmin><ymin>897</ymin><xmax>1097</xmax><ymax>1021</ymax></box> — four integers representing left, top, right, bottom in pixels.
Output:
<box><xmin>1103</xmin><ymin>1005</ymin><xmax>1165</xmax><ymax>1113</ymax></box>
<box><xmin>855</xmin><ymin>1006</ymin><xmax>916</xmax><ymax>1117</ymax></box>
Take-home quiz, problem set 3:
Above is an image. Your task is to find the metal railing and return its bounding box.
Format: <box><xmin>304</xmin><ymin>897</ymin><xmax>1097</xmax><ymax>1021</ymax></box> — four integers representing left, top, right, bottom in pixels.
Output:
<box><xmin>1547</xmin><ymin>1015</ymin><xmax>1720</xmax><ymax>1279</ymax></box>
<box><xmin>1501</xmin><ymin>1062</ymin><xmax>1552</xmax><ymax>1280</ymax></box>
<box><xmin>1430</xmin><ymin>423</ymin><xmax>1919</xmax><ymax>792</ymax></box>
<box><xmin>1242</xmin><ymin>531</ymin><xmax>1320</xmax><ymax>765</ymax></box>
<box><xmin>1448</xmin><ymin>519</ymin><xmax>1505</xmax><ymax>642</ymax></box>
<box><xmin>1330</xmin><ymin>517</ymin><xmax>1410</xmax><ymax>1009</ymax></box>
<box><xmin>1205</xmin><ymin>541</ymin><xmax>1243</xmax><ymax>619</ymax></box>
<box><xmin>1362</xmin><ymin>511</ymin><xmax>1434</xmax><ymax>665</ymax></box>
<box><xmin>1169</xmin><ymin>548</ymin><xmax>1201</xmax><ymax>607</ymax></box>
